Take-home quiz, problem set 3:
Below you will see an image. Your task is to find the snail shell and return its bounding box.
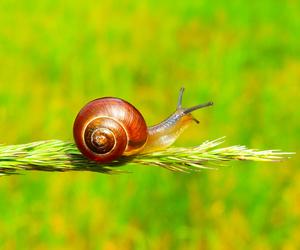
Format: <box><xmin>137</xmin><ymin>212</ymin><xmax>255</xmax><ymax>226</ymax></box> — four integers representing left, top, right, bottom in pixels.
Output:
<box><xmin>73</xmin><ymin>97</ymin><xmax>148</xmax><ymax>163</ymax></box>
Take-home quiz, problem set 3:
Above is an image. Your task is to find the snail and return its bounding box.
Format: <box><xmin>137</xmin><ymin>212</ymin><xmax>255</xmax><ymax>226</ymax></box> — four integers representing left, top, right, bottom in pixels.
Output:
<box><xmin>73</xmin><ymin>87</ymin><xmax>213</xmax><ymax>163</ymax></box>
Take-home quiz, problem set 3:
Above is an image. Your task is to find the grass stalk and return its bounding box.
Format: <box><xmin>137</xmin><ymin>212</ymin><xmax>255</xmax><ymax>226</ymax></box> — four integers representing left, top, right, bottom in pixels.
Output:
<box><xmin>0</xmin><ymin>138</ymin><xmax>294</xmax><ymax>175</ymax></box>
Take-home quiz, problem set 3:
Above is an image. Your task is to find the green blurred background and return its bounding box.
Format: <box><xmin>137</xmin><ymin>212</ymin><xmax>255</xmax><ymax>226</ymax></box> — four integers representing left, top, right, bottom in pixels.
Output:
<box><xmin>0</xmin><ymin>0</ymin><xmax>299</xmax><ymax>249</ymax></box>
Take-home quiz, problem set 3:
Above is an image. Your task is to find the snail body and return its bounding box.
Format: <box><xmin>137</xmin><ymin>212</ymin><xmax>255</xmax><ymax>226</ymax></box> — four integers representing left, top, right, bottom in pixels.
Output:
<box><xmin>73</xmin><ymin>88</ymin><xmax>213</xmax><ymax>163</ymax></box>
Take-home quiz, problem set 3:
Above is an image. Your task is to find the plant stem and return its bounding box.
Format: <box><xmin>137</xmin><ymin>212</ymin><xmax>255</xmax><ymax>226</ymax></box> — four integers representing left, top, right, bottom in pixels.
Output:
<box><xmin>0</xmin><ymin>138</ymin><xmax>294</xmax><ymax>175</ymax></box>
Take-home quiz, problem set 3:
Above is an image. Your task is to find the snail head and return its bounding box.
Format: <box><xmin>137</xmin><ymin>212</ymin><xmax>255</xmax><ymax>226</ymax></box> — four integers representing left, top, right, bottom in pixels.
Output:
<box><xmin>176</xmin><ymin>87</ymin><xmax>213</xmax><ymax>124</ymax></box>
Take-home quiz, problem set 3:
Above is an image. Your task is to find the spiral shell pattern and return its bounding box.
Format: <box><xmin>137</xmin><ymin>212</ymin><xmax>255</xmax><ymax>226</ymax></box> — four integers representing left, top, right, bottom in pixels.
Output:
<box><xmin>73</xmin><ymin>97</ymin><xmax>148</xmax><ymax>162</ymax></box>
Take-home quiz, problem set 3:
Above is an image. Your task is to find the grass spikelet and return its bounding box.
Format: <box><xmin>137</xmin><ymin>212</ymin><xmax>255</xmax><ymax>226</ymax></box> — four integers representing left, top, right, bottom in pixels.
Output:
<box><xmin>0</xmin><ymin>138</ymin><xmax>294</xmax><ymax>175</ymax></box>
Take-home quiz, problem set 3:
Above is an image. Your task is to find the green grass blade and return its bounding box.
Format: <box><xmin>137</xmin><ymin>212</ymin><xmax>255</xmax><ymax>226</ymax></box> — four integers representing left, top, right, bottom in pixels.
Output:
<box><xmin>0</xmin><ymin>138</ymin><xmax>294</xmax><ymax>175</ymax></box>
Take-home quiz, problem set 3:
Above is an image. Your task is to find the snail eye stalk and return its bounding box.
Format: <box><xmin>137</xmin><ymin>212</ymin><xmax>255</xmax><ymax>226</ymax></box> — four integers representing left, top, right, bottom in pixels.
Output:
<box><xmin>177</xmin><ymin>87</ymin><xmax>185</xmax><ymax>109</ymax></box>
<box><xmin>183</xmin><ymin>102</ymin><xmax>214</xmax><ymax>114</ymax></box>
<box><xmin>176</xmin><ymin>87</ymin><xmax>213</xmax><ymax>113</ymax></box>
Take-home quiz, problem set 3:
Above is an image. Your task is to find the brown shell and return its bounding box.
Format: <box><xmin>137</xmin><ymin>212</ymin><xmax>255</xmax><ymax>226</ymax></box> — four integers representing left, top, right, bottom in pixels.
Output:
<box><xmin>73</xmin><ymin>97</ymin><xmax>148</xmax><ymax>162</ymax></box>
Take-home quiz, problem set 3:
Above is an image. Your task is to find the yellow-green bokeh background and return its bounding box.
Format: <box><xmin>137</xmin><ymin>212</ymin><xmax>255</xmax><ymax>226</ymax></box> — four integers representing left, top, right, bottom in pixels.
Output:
<box><xmin>0</xmin><ymin>1</ymin><xmax>299</xmax><ymax>249</ymax></box>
